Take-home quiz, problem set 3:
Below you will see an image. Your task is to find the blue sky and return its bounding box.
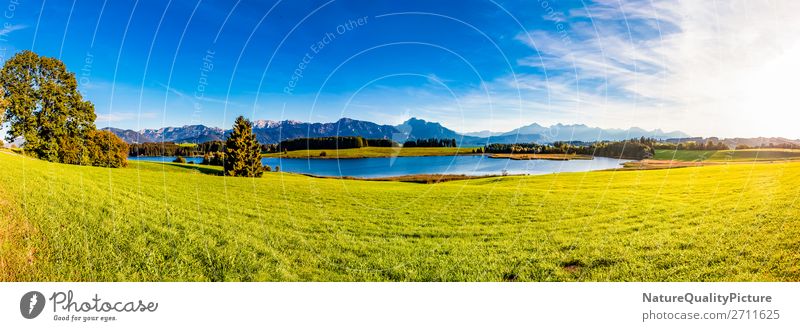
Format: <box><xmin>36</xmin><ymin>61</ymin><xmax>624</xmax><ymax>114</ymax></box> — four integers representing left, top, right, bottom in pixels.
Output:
<box><xmin>1</xmin><ymin>0</ymin><xmax>799</xmax><ymax>138</ymax></box>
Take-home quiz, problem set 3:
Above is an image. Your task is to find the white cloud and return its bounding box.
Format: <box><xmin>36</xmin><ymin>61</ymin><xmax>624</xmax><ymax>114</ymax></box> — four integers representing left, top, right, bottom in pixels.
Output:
<box><xmin>514</xmin><ymin>0</ymin><xmax>800</xmax><ymax>138</ymax></box>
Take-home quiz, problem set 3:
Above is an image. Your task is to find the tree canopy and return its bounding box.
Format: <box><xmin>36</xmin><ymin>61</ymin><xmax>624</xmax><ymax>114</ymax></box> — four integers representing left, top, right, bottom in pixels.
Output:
<box><xmin>0</xmin><ymin>50</ymin><xmax>127</xmax><ymax>167</ymax></box>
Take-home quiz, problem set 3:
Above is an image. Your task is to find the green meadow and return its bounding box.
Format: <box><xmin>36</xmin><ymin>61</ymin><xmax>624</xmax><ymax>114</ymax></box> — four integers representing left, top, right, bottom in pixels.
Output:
<box><xmin>1</xmin><ymin>150</ymin><xmax>798</xmax><ymax>281</ymax></box>
<box><xmin>707</xmin><ymin>149</ymin><xmax>800</xmax><ymax>162</ymax></box>
<box><xmin>654</xmin><ymin>148</ymin><xmax>800</xmax><ymax>162</ymax></box>
<box><xmin>653</xmin><ymin>149</ymin><xmax>718</xmax><ymax>162</ymax></box>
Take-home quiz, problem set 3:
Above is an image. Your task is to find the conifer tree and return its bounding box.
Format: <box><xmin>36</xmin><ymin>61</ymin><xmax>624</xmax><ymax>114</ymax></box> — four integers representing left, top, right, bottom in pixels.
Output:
<box><xmin>224</xmin><ymin>116</ymin><xmax>263</xmax><ymax>177</ymax></box>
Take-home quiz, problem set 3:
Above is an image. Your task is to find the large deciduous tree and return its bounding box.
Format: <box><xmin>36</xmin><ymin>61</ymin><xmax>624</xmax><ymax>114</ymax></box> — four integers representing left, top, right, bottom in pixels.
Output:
<box><xmin>0</xmin><ymin>50</ymin><xmax>127</xmax><ymax>167</ymax></box>
<box><xmin>224</xmin><ymin>116</ymin><xmax>264</xmax><ymax>177</ymax></box>
<box><xmin>1</xmin><ymin>50</ymin><xmax>96</xmax><ymax>161</ymax></box>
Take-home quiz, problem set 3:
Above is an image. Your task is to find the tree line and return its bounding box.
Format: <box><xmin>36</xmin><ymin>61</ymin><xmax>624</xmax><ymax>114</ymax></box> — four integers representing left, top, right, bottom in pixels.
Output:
<box><xmin>589</xmin><ymin>140</ymin><xmax>654</xmax><ymax>159</ymax></box>
<box><xmin>129</xmin><ymin>141</ymin><xmax>225</xmax><ymax>157</ymax></box>
<box><xmin>403</xmin><ymin>138</ymin><xmax>457</xmax><ymax>148</ymax></box>
<box><xmin>653</xmin><ymin>141</ymin><xmax>729</xmax><ymax>151</ymax></box>
<box><xmin>755</xmin><ymin>143</ymin><xmax>800</xmax><ymax>149</ymax></box>
<box><xmin>658</xmin><ymin>141</ymin><xmax>800</xmax><ymax>150</ymax></box>
<box><xmin>265</xmin><ymin>136</ymin><xmax>399</xmax><ymax>152</ymax></box>
<box><xmin>484</xmin><ymin>137</ymin><xmax>657</xmax><ymax>159</ymax></box>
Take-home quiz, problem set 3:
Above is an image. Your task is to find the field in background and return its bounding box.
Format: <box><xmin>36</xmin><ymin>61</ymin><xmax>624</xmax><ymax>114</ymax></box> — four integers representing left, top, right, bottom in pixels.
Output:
<box><xmin>263</xmin><ymin>146</ymin><xmax>476</xmax><ymax>158</ymax></box>
<box><xmin>654</xmin><ymin>149</ymin><xmax>800</xmax><ymax>162</ymax></box>
<box><xmin>707</xmin><ymin>149</ymin><xmax>800</xmax><ymax>162</ymax></box>
<box><xmin>653</xmin><ymin>150</ymin><xmax>717</xmax><ymax>162</ymax></box>
<box><xmin>1</xmin><ymin>150</ymin><xmax>798</xmax><ymax>281</ymax></box>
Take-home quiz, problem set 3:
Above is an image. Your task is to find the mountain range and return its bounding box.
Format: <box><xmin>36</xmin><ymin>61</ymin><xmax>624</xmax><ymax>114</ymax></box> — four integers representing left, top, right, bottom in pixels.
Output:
<box><xmin>103</xmin><ymin>117</ymin><xmax>691</xmax><ymax>145</ymax></box>
<box><xmin>499</xmin><ymin>122</ymin><xmax>690</xmax><ymax>143</ymax></box>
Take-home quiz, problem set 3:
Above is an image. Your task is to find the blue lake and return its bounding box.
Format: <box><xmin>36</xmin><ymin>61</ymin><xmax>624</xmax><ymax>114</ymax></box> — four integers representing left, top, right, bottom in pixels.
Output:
<box><xmin>130</xmin><ymin>155</ymin><xmax>631</xmax><ymax>178</ymax></box>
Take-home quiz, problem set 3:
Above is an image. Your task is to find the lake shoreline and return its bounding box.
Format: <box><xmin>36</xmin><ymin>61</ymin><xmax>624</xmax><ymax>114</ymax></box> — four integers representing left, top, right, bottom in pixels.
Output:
<box><xmin>488</xmin><ymin>153</ymin><xmax>594</xmax><ymax>161</ymax></box>
<box><xmin>130</xmin><ymin>155</ymin><xmax>632</xmax><ymax>178</ymax></box>
<box><xmin>301</xmin><ymin>173</ymin><xmax>498</xmax><ymax>183</ymax></box>
<box><xmin>261</xmin><ymin>153</ymin><xmax>481</xmax><ymax>159</ymax></box>
<box><xmin>144</xmin><ymin>152</ymin><xmax>600</xmax><ymax>161</ymax></box>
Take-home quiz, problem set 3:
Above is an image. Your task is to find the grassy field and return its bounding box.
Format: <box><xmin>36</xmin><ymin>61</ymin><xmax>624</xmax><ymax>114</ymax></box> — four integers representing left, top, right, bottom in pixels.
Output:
<box><xmin>707</xmin><ymin>149</ymin><xmax>800</xmax><ymax>162</ymax></box>
<box><xmin>655</xmin><ymin>148</ymin><xmax>800</xmax><ymax>162</ymax></box>
<box><xmin>263</xmin><ymin>146</ymin><xmax>477</xmax><ymax>158</ymax></box>
<box><xmin>1</xmin><ymin>150</ymin><xmax>799</xmax><ymax>281</ymax></box>
<box><xmin>653</xmin><ymin>150</ymin><xmax>718</xmax><ymax>162</ymax></box>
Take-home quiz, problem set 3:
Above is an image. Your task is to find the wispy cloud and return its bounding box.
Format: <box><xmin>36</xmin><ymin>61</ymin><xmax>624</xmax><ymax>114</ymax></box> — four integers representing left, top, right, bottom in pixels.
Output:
<box><xmin>0</xmin><ymin>24</ymin><xmax>26</xmax><ymax>36</ymax></box>
<box><xmin>511</xmin><ymin>0</ymin><xmax>800</xmax><ymax>138</ymax></box>
<box><xmin>96</xmin><ymin>112</ymin><xmax>158</xmax><ymax>123</ymax></box>
<box><xmin>157</xmin><ymin>82</ymin><xmax>187</xmax><ymax>98</ymax></box>
<box><xmin>342</xmin><ymin>1</ymin><xmax>800</xmax><ymax>138</ymax></box>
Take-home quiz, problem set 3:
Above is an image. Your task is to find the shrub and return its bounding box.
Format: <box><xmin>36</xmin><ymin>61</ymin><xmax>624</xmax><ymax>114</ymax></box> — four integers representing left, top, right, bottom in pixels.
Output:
<box><xmin>202</xmin><ymin>151</ymin><xmax>225</xmax><ymax>166</ymax></box>
<box><xmin>58</xmin><ymin>136</ymin><xmax>88</xmax><ymax>165</ymax></box>
<box><xmin>84</xmin><ymin>130</ymin><xmax>129</xmax><ymax>168</ymax></box>
<box><xmin>172</xmin><ymin>156</ymin><xmax>186</xmax><ymax>163</ymax></box>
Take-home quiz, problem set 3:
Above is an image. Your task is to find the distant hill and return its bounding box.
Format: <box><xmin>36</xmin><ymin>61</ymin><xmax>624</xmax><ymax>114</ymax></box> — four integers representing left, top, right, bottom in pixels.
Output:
<box><xmin>502</xmin><ymin>123</ymin><xmax>689</xmax><ymax>142</ymax></box>
<box><xmin>481</xmin><ymin>133</ymin><xmax>547</xmax><ymax>144</ymax></box>
<box><xmin>459</xmin><ymin>130</ymin><xmax>503</xmax><ymax>138</ymax></box>
<box><xmin>102</xmin><ymin>128</ymin><xmax>151</xmax><ymax>143</ymax></box>
<box><xmin>395</xmin><ymin>117</ymin><xmax>461</xmax><ymax>140</ymax></box>
<box><xmin>142</xmin><ymin>125</ymin><xmax>225</xmax><ymax>143</ymax></box>
<box><xmin>665</xmin><ymin>136</ymin><xmax>800</xmax><ymax>148</ymax></box>
<box><xmin>104</xmin><ymin>118</ymin><xmax>401</xmax><ymax>145</ymax></box>
<box><xmin>102</xmin><ymin>125</ymin><xmax>224</xmax><ymax>143</ymax></box>
<box><xmin>250</xmin><ymin>118</ymin><xmax>399</xmax><ymax>144</ymax></box>
<box><xmin>104</xmin><ymin>117</ymin><xmax>691</xmax><ymax>146</ymax></box>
